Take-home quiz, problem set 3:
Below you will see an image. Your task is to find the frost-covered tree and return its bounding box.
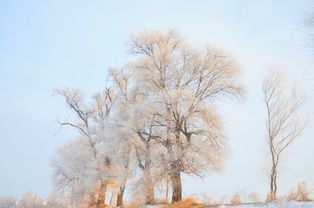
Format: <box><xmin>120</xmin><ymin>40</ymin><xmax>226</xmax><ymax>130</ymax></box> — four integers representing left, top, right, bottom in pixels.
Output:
<box><xmin>107</xmin><ymin>68</ymin><xmax>162</xmax><ymax>204</ymax></box>
<box><xmin>0</xmin><ymin>196</ymin><xmax>18</xmax><ymax>208</ymax></box>
<box><xmin>53</xmin><ymin>29</ymin><xmax>243</xmax><ymax>204</ymax></box>
<box><xmin>19</xmin><ymin>192</ymin><xmax>45</xmax><ymax>208</ymax></box>
<box><xmin>108</xmin><ymin>66</ymin><xmax>188</xmax><ymax>204</ymax></box>
<box><xmin>127</xmin><ymin>30</ymin><xmax>243</xmax><ymax>202</ymax></box>
<box><xmin>54</xmin><ymin>88</ymin><xmax>118</xmax><ymax>207</ymax></box>
<box><xmin>51</xmin><ymin>136</ymin><xmax>100</xmax><ymax>207</ymax></box>
<box><xmin>45</xmin><ymin>193</ymin><xmax>68</xmax><ymax>208</ymax></box>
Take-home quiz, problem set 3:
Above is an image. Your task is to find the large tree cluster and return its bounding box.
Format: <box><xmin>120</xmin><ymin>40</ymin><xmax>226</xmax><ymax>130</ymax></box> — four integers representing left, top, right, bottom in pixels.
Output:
<box><xmin>51</xmin><ymin>30</ymin><xmax>243</xmax><ymax>207</ymax></box>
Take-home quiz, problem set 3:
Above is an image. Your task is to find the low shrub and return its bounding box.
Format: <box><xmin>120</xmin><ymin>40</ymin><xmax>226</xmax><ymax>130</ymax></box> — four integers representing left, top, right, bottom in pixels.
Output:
<box><xmin>163</xmin><ymin>197</ymin><xmax>206</xmax><ymax>208</ymax></box>
<box><xmin>230</xmin><ymin>192</ymin><xmax>242</xmax><ymax>206</ymax></box>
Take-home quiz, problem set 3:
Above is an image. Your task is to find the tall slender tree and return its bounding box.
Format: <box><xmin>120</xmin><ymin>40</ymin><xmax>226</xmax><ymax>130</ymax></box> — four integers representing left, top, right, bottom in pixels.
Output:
<box><xmin>263</xmin><ymin>70</ymin><xmax>307</xmax><ymax>200</ymax></box>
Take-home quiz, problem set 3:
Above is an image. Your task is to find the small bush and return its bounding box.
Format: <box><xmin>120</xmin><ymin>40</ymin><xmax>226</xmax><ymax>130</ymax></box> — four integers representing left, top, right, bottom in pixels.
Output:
<box><xmin>287</xmin><ymin>182</ymin><xmax>311</xmax><ymax>202</ymax></box>
<box><xmin>0</xmin><ymin>196</ymin><xmax>18</xmax><ymax>208</ymax></box>
<box><xmin>297</xmin><ymin>182</ymin><xmax>311</xmax><ymax>201</ymax></box>
<box><xmin>287</xmin><ymin>191</ymin><xmax>299</xmax><ymax>201</ymax></box>
<box><xmin>198</xmin><ymin>193</ymin><xmax>214</xmax><ymax>205</ymax></box>
<box><xmin>230</xmin><ymin>192</ymin><xmax>242</xmax><ymax>206</ymax></box>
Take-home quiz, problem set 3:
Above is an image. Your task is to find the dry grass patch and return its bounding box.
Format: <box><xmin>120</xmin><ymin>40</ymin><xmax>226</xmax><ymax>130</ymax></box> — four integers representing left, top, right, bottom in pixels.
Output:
<box><xmin>287</xmin><ymin>182</ymin><xmax>311</xmax><ymax>202</ymax></box>
<box><xmin>98</xmin><ymin>205</ymin><xmax>112</xmax><ymax>208</ymax></box>
<box><xmin>125</xmin><ymin>201</ymin><xmax>145</xmax><ymax>208</ymax></box>
<box><xmin>163</xmin><ymin>197</ymin><xmax>206</xmax><ymax>208</ymax></box>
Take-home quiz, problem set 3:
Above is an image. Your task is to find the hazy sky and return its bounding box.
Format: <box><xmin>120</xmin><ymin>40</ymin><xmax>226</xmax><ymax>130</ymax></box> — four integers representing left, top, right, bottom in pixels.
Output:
<box><xmin>1</xmin><ymin>0</ymin><xmax>314</xmax><ymax>201</ymax></box>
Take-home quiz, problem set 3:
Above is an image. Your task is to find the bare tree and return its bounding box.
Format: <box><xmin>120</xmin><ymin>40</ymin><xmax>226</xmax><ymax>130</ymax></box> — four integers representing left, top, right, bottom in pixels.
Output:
<box><xmin>263</xmin><ymin>70</ymin><xmax>307</xmax><ymax>200</ymax></box>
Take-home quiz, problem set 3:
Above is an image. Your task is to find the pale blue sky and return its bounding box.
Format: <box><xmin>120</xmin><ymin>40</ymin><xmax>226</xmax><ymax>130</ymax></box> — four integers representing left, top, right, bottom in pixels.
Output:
<box><xmin>1</xmin><ymin>0</ymin><xmax>314</xmax><ymax>201</ymax></box>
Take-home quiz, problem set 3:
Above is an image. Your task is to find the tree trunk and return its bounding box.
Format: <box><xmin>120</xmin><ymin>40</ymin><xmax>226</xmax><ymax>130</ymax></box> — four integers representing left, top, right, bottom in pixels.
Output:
<box><xmin>273</xmin><ymin>169</ymin><xmax>278</xmax><ymax>197</ymax></box>
<box><xmin>143</xmin><ymin>164</ymin><xmax>155</xmax><ymax>204</ymax></box>
<box><xmin>145</xmin><ymin>183</ymin><xmax>155</xmax><ymax>205</ymax></box>
<box><xmin>110</xmin><ymin>192</ymin><xmax>114</xmax><ymax>206</ymax></box>
<box><xmin>117</xmin><ymin>160</ymin><xmax>129</xmax><ymax>207</ymax></box>
<box><xmin>96</xmin><ymin>182</ymin><xmax>107</xmax><ymax>208</ymax></box>
<box><xmin>89</xmin><ymin>193</ymin><xmax>97</xmax><ymax>208</ymax></box>
<box><xmin>166</xmin><ymin>179</ymin><xmax>169</xmax><ymax>202</ymax></box>
<box><xmin>170</xmin><ymin>169</ymin><xmax>182</xmax><ymax>202</ymax></box>
<box><xmin>144</xmin><ymin>169</ymin><xmax>155</xmax><ymax>204</ymax></box>
<box><xmin>116</xmin><ymin>185</ymin><xmax>125</xmax><ymax>207</ymax></box>
<box><xmin>269</xmin><ymin>165</ymin><xmax>277</xmax><ymax>201</ymax></box>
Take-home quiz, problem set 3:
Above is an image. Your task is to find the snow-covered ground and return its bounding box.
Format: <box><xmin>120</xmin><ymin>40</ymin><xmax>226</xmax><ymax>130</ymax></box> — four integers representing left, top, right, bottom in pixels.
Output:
<box><xmin>221</xmin><ymin>202</ymin><xmax>314</xmax><ymax>208</ymax></box>
<box><xmin>222</xmin><ymin>202</ymin><xmax>314</xmax><ymax>208</ymax></box>
<box><xmin>144</xmin><ymin>202</ymin><xmax>314</xmax><ymax>208</ymax></box>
